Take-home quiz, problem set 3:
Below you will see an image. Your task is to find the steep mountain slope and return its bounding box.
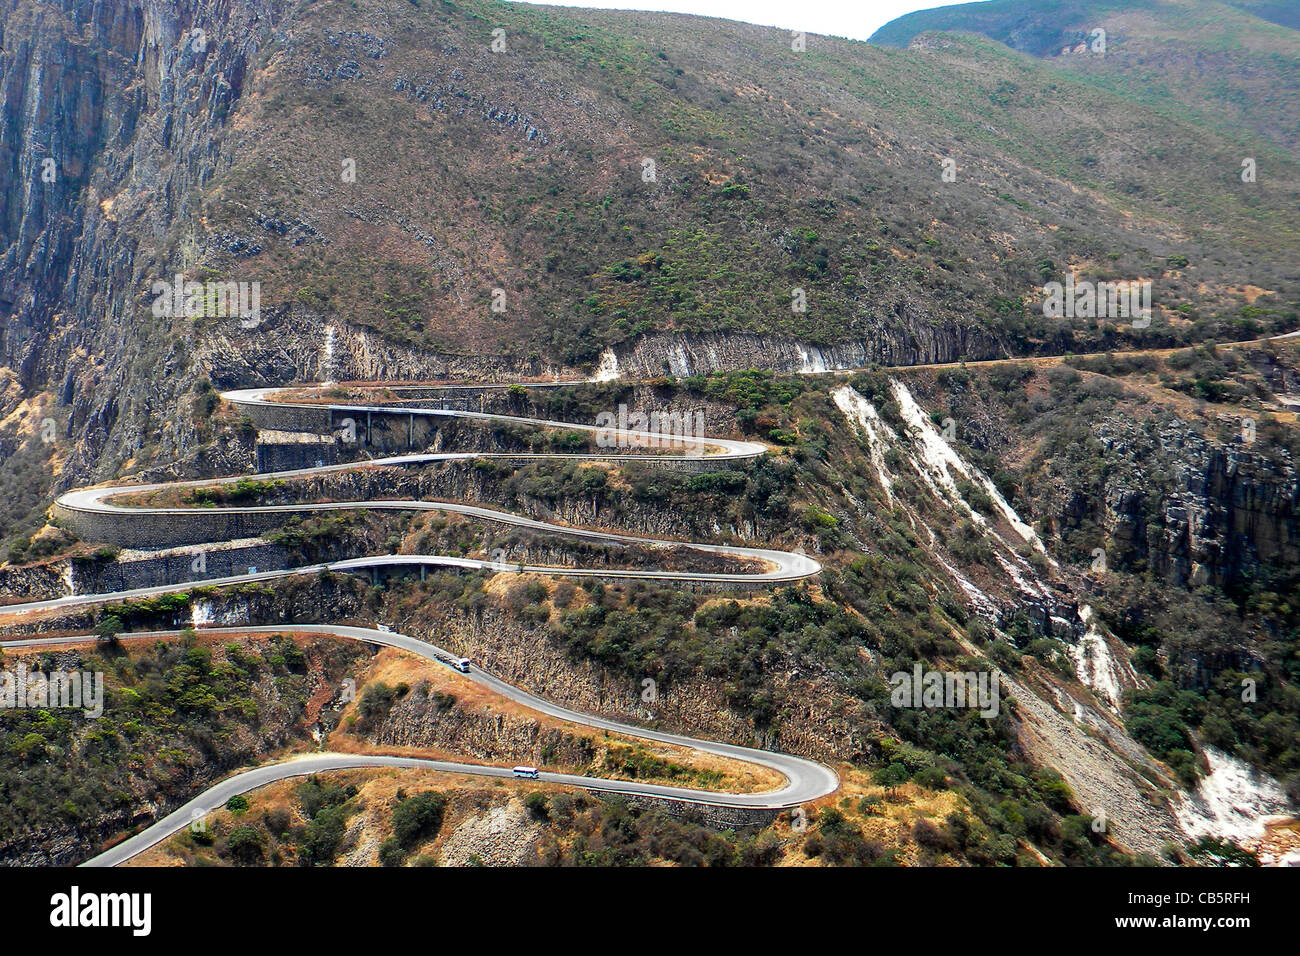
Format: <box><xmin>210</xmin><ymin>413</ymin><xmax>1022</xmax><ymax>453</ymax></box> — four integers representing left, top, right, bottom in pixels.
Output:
<box><xmin>1</xmin><ymin>0</ymin><xmax>1298</xmax><ymax>551</ymax></box>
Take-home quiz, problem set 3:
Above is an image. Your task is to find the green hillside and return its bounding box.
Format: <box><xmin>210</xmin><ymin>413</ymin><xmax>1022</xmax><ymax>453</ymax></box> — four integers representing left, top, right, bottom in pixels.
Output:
<box><xmin>871</xmin><ymin>0</ymin><xmax>1300</xmax><ymax>151</ymax></box>
<box><xmin>186</xmin><ymin>0</ymin><xmax>1299</xmax><ymax>369</ymax></box>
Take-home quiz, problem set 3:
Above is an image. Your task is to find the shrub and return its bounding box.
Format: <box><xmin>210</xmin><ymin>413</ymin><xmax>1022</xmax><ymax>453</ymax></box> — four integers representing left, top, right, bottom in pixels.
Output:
<box><xmin>355</xmin><ymin>681</ymin><xmax>408</xmax><ymax>732</ymax></box>
<box><xmin>524</xmin><ymin>792</ymin><xmax>550</xmax><ymax>820</ymax></box>
<box><xmin>299</xmin><ymin>804</ymin><xmax>350</xmax><ymax>866</ymax></box>
<box><xmin>392</xmin><ymin>792</ymin><xmax>448</xmax><ymax>849</ymax></box>
<box><xmin>378</xmin><ymin>837</ymin><xmax>407</xmax><ymax>867</ymax></box>
<box><xmin>913</xmin><ymin>766</ymin><xmax>949</xmax><ymax>790</ymax></box>
<box><xmin>874</xmin><ymin>762</ymin><xmax>909</xmax><ymax>787</ymax></box>
<box><xmin>913</xmin><ymin>819</ymin><xmax>959</xmax><ymax>853</ymax></box>
<box><xmin>224</xmin><ymin>825</ymin><xmax>265</xmax><ymax>864</ymax></box>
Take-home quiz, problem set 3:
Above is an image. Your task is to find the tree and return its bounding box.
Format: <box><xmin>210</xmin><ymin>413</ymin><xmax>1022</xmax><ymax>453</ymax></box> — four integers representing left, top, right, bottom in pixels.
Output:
<box><xmin>874</xmin><ymin>762</ymin><xmax>909</xmax><ymax>788</ymax></box>
<box><xmin>94</xmin><ymin>615</ymin><xmax>123</xmax><ymax>645</ymax></box>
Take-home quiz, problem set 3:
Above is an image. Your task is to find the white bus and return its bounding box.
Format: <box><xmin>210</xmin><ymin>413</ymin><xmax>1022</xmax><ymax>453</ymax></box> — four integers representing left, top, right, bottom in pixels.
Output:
<box><xmin>512</xmin><ymin>766</ymin><xmax>540</xmax><ymax>779</ymax></box>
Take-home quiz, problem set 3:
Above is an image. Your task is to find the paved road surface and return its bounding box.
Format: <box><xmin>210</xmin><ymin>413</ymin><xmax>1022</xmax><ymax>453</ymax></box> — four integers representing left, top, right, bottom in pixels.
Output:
<box><xmin>0</xmin><ymin>625</ymin><xmax>837</xmax><ymax>867</ymax></box>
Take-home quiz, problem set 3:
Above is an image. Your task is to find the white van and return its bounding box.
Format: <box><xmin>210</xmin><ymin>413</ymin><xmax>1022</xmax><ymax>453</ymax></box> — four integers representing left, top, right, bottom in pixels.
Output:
<box><xmin>512</xmin><ymin>766</ymin><xmax>540</xmax><ymax>779</ymax></box>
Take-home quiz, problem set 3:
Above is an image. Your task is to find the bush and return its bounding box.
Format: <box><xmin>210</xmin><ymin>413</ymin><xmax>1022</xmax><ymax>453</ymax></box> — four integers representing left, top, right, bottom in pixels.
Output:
<box><xmin>264</xmin><ymin>808</ymin><xmax>292</xmax><ymax>838</ymax></box>
<box><xmin>355</xmin><ymin>681</ymin><xmax>409</xmax><ymax>732</ymax></box>
<box><xmin>1186</xmin><ymin>837</ymin><xmax>1259</xmax><ymax>867</ymax></box>
<box><xmin>297</xmin><ymin>777</ymin><xmax>357</xmax><ymax>820</ymax></box>
<box><xmin>551</xmin><ymin>582</ymin><xmax>577</xmax><ymax>609</ymax></box>
<box><xmin>299</xmin><ymin>804</ymin><xmax>350</xmax><ymax>866</ymax></box>
<box><xmin>224</xmin><ymin>825</ymin><xmax>265</xmax><ymax>864</ymax></box>
<box><xmin>392</xmin><ymin>792</ymin><xmax>448</xmax><ymax>849</ymax></box>
<box><xmin>988</xmin><ymin>640</ymin><xmax>1022</xmax><ymax>670</ymax></box>
<box><xmin>378</xmin><ymin>837</ymin><xmax>407</xmax><ymax>867</ymax></box>
<box><xmin>94</xmin><ymin>615</ymin><xmax>124</xmax><ymax>643</ymax></box>
<box><xmin>739</xmin><ymin>831</ymin><xmax>783</xmax><ymax>866</ymax></box>
<box><xmin>913</xmin><ymin>819</ymin><xmax>959</xmax><ymax>854</ymax></box>
<box><xmin>913</xmin><ymin>766</ymin><xmax>949</xmax><ymax>790</ymax></box>
<box><xmin>524</xmin><ymin>792</ymin><xmax>550</xmax><ymax>820</ymax></box>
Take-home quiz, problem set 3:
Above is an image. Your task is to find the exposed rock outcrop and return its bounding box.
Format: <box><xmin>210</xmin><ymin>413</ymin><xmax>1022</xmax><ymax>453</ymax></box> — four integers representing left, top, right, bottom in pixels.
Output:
<box><xmin>596</xmin><ymin>322</ymin><xmax>1005</xmax><ymax>380</ymax></box>
<box><xmin>1088</xmin><ymin>417</ymin><xmax>1299</xmax><ymax>588</ymax></box>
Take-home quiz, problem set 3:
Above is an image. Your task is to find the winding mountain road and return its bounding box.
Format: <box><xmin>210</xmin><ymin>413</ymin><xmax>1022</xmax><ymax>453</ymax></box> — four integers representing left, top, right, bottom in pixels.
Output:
<box><xmin>2</xmin><ymin>383</ymin><xmax>838</xmax><ymax>865</ymax></box>
<box><xmin>8</xmin><ymin>327</ymin><xmax>1296</xmax><ymax>865</ymax></box>
<box><xmin>39</xmin><ymin>387</ymin><xmax>818</xmax><ymax>602</ymax></box>
<box><xmin>27</xmin><ymin>624</ymin><xmax>832</xmax><ymax>868</ymax></box>
<box><xmin>0</xmin><ymin>623</ymin><xmax>837</xmax><ymax>867</ymax></box>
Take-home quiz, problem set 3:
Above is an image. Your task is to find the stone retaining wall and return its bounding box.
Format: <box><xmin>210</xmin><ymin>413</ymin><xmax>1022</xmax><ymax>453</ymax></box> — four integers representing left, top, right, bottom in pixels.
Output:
<box><xmin>71</xmin><ymin>541</ymin><xmax>291</xmax><ymax>593</ymax></box>
<box><xmin>621</xmin><ymin>794</ymin><xmax>785</xmax><ymax>829</ymax></box>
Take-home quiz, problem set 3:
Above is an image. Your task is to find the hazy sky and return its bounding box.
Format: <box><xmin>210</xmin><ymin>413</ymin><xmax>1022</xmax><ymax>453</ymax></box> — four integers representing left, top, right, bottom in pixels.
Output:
<box><xmin>508</xmin><ymin>0</ymin><xmax>980</xmax><ymax>41</ymax></box>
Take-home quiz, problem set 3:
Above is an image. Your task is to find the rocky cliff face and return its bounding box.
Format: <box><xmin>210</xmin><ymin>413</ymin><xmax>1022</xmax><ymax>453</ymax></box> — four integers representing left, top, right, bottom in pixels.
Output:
<box><xmin>362</xmin><ymin>682</ymin><xmax>600</xmax><ymax>769</ymax></box>
<box><xmin>0</xmin><ymin>0</ymin><xmax>281</xmax><ymax>501</ymax></box>
<box><xmin>198</xmin><ymin>307</ymin><xmax>559</xmax><ymax>387</ymax></box>
<box><xmin>1077</xmin><ymin>416</ymin><xmax>1298</xmax><ymax>589</ymax></box>
<box><xmin>383</xmin><ymin>597</ymin><xmax>871</xmax><ymax>766</ymax></box>
<box><xmin>597</xmin><ymin>323</ymin><xmax>1006</xmax><ymax>380</ymax></box>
